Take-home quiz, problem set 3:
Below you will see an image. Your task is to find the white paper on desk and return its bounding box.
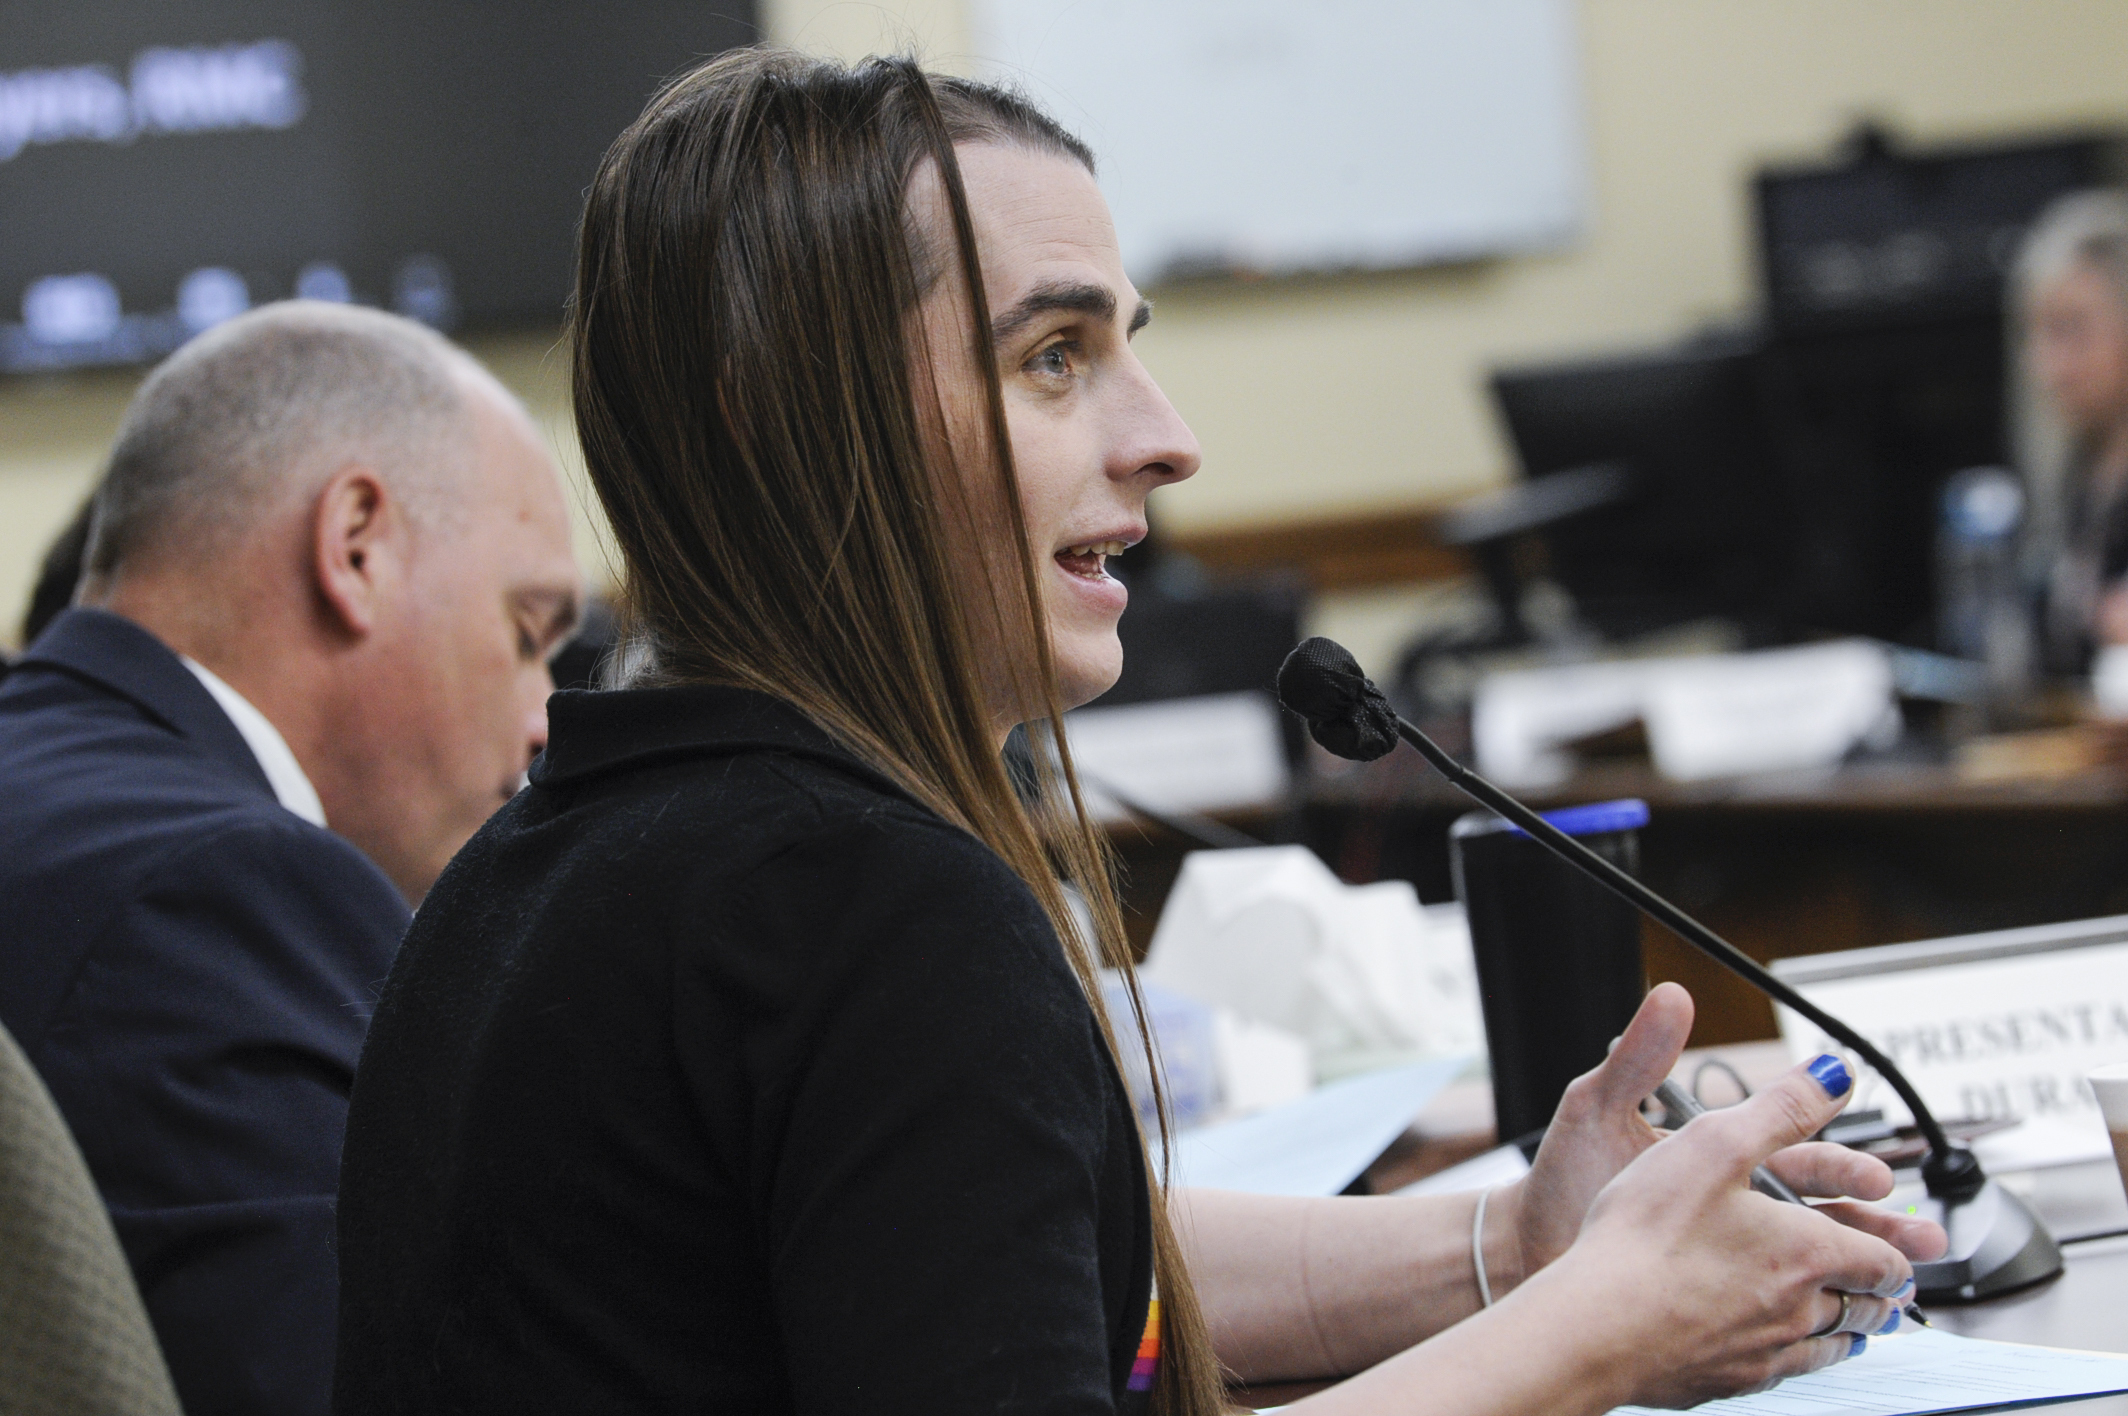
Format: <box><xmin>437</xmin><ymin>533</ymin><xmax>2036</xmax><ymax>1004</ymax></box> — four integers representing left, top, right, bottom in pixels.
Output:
<box><xmin>1638</xmin><ymin>641</ymin><xmax>1896</xmax><ymax>783</ymax></box>
<box><xmin>1611</xmin><ymin>1329</ymin><xmax>2128</xmax><ymax>1416</ymax></box>
<box><xmin>1972</xmin><ymin>1114</ymin><xmax>2115</xmax><ymax>1172</ymax></box>
<box><xmin>1395</xmin><ymin>1142</ymin><xmax>1531</xmax><ymax>1197</ymax></box>
<box><xmin>1163</xmin><ymin>1057</ymin><xmax>1464</xmax><ymax>1196</ymax></box>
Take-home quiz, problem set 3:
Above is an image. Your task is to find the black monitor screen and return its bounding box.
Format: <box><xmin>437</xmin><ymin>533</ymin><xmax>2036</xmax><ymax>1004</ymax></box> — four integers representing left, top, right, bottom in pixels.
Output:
<box><xmin>1491</xmin><ymin>336</ymin><xmax>1790</xmax><ymax>638</ymax></box>
<box><xmin>1757</xmin><ymin>132</ymin><xmax>2116</xmax><ymax>333</ymax></box>
<box><xmin>0</xmin><ymin>2</ymin><xmax>757</xmax><ymax>373</ymax></box>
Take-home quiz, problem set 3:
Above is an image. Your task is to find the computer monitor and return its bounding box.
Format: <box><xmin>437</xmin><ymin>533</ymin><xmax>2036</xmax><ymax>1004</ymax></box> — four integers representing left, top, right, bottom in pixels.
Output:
<box><xmin>1757</xmin><ymin>317</ymin><xmax>2005</xmax><ymax>645</ymax></box>
<box><xmin>1756</xmin><ymin>127</ymin><xmax>2117</xmax><ymax>334</ymax></box>
<box><xmin>1744</xmin><ymin>128</ymin><xmax>2122</xmax><ymax>644</ymax></box>
<box><xmin>0</xmin><ymin>4</ymin><xmax>757</xmax><ymax>372</ymax></box>
<box><xmin>1104</xmin><ymin>580</ymin><xmax>1304</xmax><ymax>710</ymax></box>
<box><xmin>1490</xmin><ymin>334</ymin><xmax>1790</xmax><ymax>640</ymax></box>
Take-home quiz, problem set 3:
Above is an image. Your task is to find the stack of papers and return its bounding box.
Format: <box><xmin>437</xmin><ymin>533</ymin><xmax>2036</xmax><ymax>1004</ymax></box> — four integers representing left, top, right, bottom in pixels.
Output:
<box><xmin>1164</xmin><ymin>1057</ymin><xmax>1464</xmax><ymax>1195</ymax></box>
<box><xmin>1612</xmin><ymin>1329</ymin><xmax>2128</xmax><ymax>1415</ymax></box>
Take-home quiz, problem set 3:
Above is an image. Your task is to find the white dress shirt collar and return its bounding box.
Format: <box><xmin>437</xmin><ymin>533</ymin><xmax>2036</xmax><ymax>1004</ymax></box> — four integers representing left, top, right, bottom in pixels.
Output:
<box><xmin>179</xmin><ymin>656</ymin><xmax>328</xmax><ymax>828</ymax></box>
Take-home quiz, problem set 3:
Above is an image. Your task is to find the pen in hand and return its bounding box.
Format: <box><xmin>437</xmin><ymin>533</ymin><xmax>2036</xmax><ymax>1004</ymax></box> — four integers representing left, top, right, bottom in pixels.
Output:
<box><xmin>1652</xmin><ymin>1076</ymin><xmax>1930</xmax><ymax>1329</ymax></box>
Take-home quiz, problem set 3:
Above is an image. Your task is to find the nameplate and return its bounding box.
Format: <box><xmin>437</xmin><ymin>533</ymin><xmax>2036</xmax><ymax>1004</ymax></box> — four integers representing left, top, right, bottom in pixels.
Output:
<box><xmin>1772</xmin><ymin>915</ymin><xmax>2128</xmax><ymax>1159</ymax></box>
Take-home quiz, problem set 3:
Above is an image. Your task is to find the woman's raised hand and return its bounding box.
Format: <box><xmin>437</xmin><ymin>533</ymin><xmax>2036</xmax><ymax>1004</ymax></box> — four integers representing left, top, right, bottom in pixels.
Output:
<box><xmin>1498</xmin><ymin>981</ymin><xmax>1697</xmax><ymax>1284</ymax></box>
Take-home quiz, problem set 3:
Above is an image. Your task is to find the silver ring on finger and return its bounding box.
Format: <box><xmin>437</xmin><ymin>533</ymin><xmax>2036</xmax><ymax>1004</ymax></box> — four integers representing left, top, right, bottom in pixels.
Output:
<box><xmin>1811</xmin><ymin>1291</ymin><xmax>1853</xmax><ymax>1339</ymax></box>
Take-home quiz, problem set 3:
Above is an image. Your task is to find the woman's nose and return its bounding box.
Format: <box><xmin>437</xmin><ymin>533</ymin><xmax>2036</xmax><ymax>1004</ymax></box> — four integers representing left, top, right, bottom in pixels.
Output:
<box><xmin>1115</xmin><ymin>365</ymin><xmax>1201</xmax><ymax>486</ymax></box>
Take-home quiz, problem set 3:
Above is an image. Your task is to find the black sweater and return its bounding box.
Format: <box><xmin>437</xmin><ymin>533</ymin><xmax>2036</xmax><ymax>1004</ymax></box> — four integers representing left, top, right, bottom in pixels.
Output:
<box><xmin>333</xmin><ymin>685</ymin><xmax>1155</xmax><ymax>1414</ymax></box>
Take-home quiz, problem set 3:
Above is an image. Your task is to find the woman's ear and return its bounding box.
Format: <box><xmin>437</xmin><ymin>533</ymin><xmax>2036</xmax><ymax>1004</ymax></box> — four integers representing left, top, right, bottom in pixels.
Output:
<box><xmin>310</xmin><ymin>464</ymin><xmax>401</xmax><ymax>639</ymax></box>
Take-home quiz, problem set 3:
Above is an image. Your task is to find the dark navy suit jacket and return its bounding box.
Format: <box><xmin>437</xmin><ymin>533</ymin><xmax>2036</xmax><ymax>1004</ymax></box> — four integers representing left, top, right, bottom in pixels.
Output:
<box><xmin>0</xmin><ymin>608</ymin><xmax>409</xmax><ymax>1416</ymax></box>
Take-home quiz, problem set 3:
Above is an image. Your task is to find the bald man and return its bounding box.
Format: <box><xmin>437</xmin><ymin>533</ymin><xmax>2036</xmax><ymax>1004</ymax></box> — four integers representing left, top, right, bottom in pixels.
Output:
<box><xmin>0</xmin><ymin>302</ymin><xmax>581</xmax><ymax>1416</ymax></box>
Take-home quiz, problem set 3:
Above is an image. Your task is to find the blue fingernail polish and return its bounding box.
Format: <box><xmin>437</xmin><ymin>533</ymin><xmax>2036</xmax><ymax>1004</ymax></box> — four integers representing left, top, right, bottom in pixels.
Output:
<box><xmin>1808</xmin><ymin>1054</ymin><xmax>1853</xmax><ymax>1098</ymax></box>
<box><xmin>1848</xmin><ymin>1334</ymin><xmax>1867</xmax><ymax>1357</ymax></box>
<box><xmin>1894</xmin><ymin>1279</ymin><xmax>1916</xmax><ymax>1300</ymax></box>
<box><xmin>1878</xmin><ymin>1309</ymin><xmax>1901</xmax><ymax>1334</ymax></box>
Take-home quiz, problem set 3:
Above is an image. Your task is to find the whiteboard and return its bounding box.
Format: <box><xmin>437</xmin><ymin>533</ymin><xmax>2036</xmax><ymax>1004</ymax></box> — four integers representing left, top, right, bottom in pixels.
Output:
<box><xmin>971</xmin><ymin>0</ymin><xmax>1587</xmax><ymax>284</ymax></box>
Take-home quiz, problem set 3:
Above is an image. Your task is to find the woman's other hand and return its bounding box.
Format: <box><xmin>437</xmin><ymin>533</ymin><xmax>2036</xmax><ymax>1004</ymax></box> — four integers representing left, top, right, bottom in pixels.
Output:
<box><xmin>1497</xmin><ymin>981</ymin><xmax>1693</xmax><ymax>1285</ymax></box>
<box><xmin>1542</xmin><ymin>1052</ymin><xmax>1949</xmax><ymax>1409</ymax></box>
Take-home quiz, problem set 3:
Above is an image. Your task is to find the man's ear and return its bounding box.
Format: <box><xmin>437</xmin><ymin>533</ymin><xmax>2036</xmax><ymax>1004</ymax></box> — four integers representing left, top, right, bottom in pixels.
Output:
<box><xmin>311</xmin><ymin>465</ymin><xmax>400</xmax><ymax>639</ymax></box>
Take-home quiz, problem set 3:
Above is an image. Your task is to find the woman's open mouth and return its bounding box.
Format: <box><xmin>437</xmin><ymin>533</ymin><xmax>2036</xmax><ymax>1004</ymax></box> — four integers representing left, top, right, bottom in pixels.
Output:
<box><xmin>1055</xmin><ymin>539</ymin><xmax>1128</xmax><ymax>579</ymax></box>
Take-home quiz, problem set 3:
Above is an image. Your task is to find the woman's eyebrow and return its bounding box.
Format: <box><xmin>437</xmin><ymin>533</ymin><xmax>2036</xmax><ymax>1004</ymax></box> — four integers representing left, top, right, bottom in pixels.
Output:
<box><xmin>990</xmin><ymin>279</ymin><xmax>1142</xmax><ymax>344</ymax></box>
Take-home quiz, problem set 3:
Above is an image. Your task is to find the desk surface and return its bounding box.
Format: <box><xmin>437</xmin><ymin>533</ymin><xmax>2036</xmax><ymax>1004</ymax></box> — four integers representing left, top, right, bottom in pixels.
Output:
<box><xmin>1933</xmin><ymin>1232</ymin><xmax>2128</xmax><ymax>1350</ymax></box>
<box><xmin>1266</xmin><ymin>756</ymin><xmax>2128</xmax><ymax>1047</ymax></box>
<box><xmin>1925</xmin><ymin>1231</ymin><xmax>2128</xmax><ymax>1413</ymax></box>
<box><xmin>1304</xmin><ymin>747</ymin><xmax>2128</xmax><ymax>817</ymax></box>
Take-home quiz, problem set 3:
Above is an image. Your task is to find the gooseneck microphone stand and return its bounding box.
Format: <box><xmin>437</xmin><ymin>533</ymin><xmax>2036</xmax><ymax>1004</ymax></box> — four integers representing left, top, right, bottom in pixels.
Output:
<box><xmin>1275</xmin><ymin>637</ymin><xmax>2061</xmax><ymax>1300</ymax></box>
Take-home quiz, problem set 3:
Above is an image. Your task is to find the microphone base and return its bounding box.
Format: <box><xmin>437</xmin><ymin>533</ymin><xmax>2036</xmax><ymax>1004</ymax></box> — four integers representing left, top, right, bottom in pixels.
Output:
<box><xmin>1903</xmin><ymin>1177</ymin><xmax>2063</xmax><ymax>1302</ymax></box>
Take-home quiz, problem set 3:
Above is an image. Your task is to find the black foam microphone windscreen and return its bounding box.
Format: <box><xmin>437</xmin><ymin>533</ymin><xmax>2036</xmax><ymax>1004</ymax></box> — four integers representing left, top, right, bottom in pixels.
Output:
<box><xmin>1275</xmin><ymin>637</ymin><xmax>1401</xmax><ymax>762</ymax></box>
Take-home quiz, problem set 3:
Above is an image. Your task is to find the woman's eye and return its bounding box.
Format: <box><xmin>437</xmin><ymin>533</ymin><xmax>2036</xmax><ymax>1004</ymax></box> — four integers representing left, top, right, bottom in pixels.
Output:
<box><xmin>517</xmin><ymin>626</ymin><xmax>541</xmax><ymax>660</ymax></box>
<box><xmin>1028</xmin><ymin>342</ymin><xmax>1075</xmax><ymax>378</ymax></box>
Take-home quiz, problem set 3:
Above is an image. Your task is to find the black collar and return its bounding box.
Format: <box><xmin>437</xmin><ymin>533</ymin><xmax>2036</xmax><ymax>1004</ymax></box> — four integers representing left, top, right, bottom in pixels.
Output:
<box><xmin>16</xmin><ymin>607</ymin><xmax>276</xmax><ymax>802</ymax></box>
<box><xmin>533</xmin><ymin>684</ymin><xmax>909</xmax><ymax>802</ymax></box>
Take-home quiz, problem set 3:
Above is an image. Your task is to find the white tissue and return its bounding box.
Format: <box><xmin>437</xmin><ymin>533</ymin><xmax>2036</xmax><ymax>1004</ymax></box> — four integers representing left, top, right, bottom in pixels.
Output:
<box><xmin>1210</xmin><ymin>1011</ymin><xmax>1313</xmax><ymax>1117</ymax></box>
<box><xmin>1141</xmin><ymin>846</ymin><xmax>1483</xmax><ymax>1079</ymax></box>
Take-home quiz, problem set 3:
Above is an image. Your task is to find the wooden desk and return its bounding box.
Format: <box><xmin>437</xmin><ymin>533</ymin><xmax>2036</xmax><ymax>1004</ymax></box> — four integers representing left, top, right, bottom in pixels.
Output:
<box><xmin>1108</xmin><ymin>754</ymin><xmax>2128</xmax><ymax>1048</ymax></box>
<box><xmin>1307</xmin><ymin>755</ymin><xmax>2128</xmax><ymax>1048</ymax></box>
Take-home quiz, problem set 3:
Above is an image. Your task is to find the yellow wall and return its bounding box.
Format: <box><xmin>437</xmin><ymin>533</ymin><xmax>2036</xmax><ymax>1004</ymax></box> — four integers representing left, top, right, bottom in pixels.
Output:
<box><xmin>7</xmin><ymin>0</ymin><xmax>2128</xmax><ymax>643</ymax></box>
<box><xmin>1137</xmin><ymin>1</ymin><xmax>2128</xmax><ymax>533</ymax></box>
<box><xmin>763</xmin><ymin>1</ymin><xmax>2128</xmax><ymax>533</ymax></box>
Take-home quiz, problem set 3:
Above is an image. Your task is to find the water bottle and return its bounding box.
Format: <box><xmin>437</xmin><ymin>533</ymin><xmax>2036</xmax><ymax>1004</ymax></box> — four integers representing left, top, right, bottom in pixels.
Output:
<box><xmin>1937</xmin><ymin>467</ymin><xmax>2034</xmax><ymax>719</ymax></box>
<box><xmin>1100</xmin><ymin>972</ymin><xmax>1221</xmax><ymax>1130</ymax></box>
<box><xmin>1451</xmin><ymin>798</ymin><xmax>1649</xmax><ymax>1144</ymax></box>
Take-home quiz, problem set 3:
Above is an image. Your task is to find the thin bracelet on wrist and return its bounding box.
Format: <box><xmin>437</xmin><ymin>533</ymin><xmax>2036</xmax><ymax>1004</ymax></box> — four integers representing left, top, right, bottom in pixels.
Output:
<box><xmin>1472</xmin><ymin>1186</ymin><xmax>1495</xmax><ymax>1308</ymax></box>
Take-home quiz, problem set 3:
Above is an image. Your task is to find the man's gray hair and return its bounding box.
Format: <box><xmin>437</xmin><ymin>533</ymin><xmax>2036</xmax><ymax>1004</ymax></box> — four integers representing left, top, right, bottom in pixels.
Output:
<box><xmin>85</xmin><ymin>301</ymin><xmax>481</xmax><ymax>581</ymax></box>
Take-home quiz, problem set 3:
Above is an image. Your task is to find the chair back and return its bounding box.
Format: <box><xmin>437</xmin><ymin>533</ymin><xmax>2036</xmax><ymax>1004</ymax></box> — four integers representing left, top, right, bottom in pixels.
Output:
<box><xmin>0</xmin><ymin>1019</ymin><xmax>181</xmax><ymax>1415</ymax></box>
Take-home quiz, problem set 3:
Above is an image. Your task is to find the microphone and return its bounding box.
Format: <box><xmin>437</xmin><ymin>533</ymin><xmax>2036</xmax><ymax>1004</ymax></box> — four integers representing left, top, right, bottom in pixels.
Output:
<box><xmin>1277</xmin><ymin>636</ymin><xmax>2061</xmax><ymax>1301</ymax></box>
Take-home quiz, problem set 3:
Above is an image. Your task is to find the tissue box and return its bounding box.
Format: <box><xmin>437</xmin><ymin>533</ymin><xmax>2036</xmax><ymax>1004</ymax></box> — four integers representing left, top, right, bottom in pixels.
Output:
<box><xmin>1099</xmin><ymin>973</ymin><xmax>1314</xmax><ymax>1129</ymax></box>
<box><xmin>1140</xmin><ymin>846</ymin><xmax>1483</xmax><ymax>1081</ymax></box>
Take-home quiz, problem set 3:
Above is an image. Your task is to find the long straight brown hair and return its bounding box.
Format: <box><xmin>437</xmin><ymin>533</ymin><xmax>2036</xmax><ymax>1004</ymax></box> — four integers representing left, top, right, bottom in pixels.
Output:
<box><xmin>570</xmin><ymin>47</ymin><xmax>1227</xmax><ymax>1415</ymax></box>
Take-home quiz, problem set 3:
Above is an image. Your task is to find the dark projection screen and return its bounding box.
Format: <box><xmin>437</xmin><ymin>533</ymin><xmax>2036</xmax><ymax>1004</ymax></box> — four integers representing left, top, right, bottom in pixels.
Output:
<box><xmin>0</xmin><ymin>2</ymin><xmax>758</xmax><ymax>372</ymax></box>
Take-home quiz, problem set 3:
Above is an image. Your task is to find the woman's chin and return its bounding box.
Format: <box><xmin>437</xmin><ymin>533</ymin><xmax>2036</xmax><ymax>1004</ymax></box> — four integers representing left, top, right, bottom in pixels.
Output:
<box><xmin>1053</xmin><ymin>637</ymin><xmax>1124</xmax><ymax>713</ymax></box>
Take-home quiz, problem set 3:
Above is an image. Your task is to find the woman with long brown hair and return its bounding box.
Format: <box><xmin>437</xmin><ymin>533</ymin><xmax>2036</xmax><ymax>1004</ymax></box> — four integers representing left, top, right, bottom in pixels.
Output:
<box><xmin>333</xmin><ymin>49</ymin><xmax>1940</xmax><ymax>1415</ymax></box>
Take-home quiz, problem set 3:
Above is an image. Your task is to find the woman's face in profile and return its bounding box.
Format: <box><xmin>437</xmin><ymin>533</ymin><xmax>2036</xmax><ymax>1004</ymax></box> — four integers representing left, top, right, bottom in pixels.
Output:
<box><xmin>2031</xmin><ymin>258</ymin><xmax>2128</xmax><ymax>436</ymax></box>
<box><xmin>919</xmin><ymin>142</ymin><xmax>1202</xmax><ymax>718</ymax></box>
